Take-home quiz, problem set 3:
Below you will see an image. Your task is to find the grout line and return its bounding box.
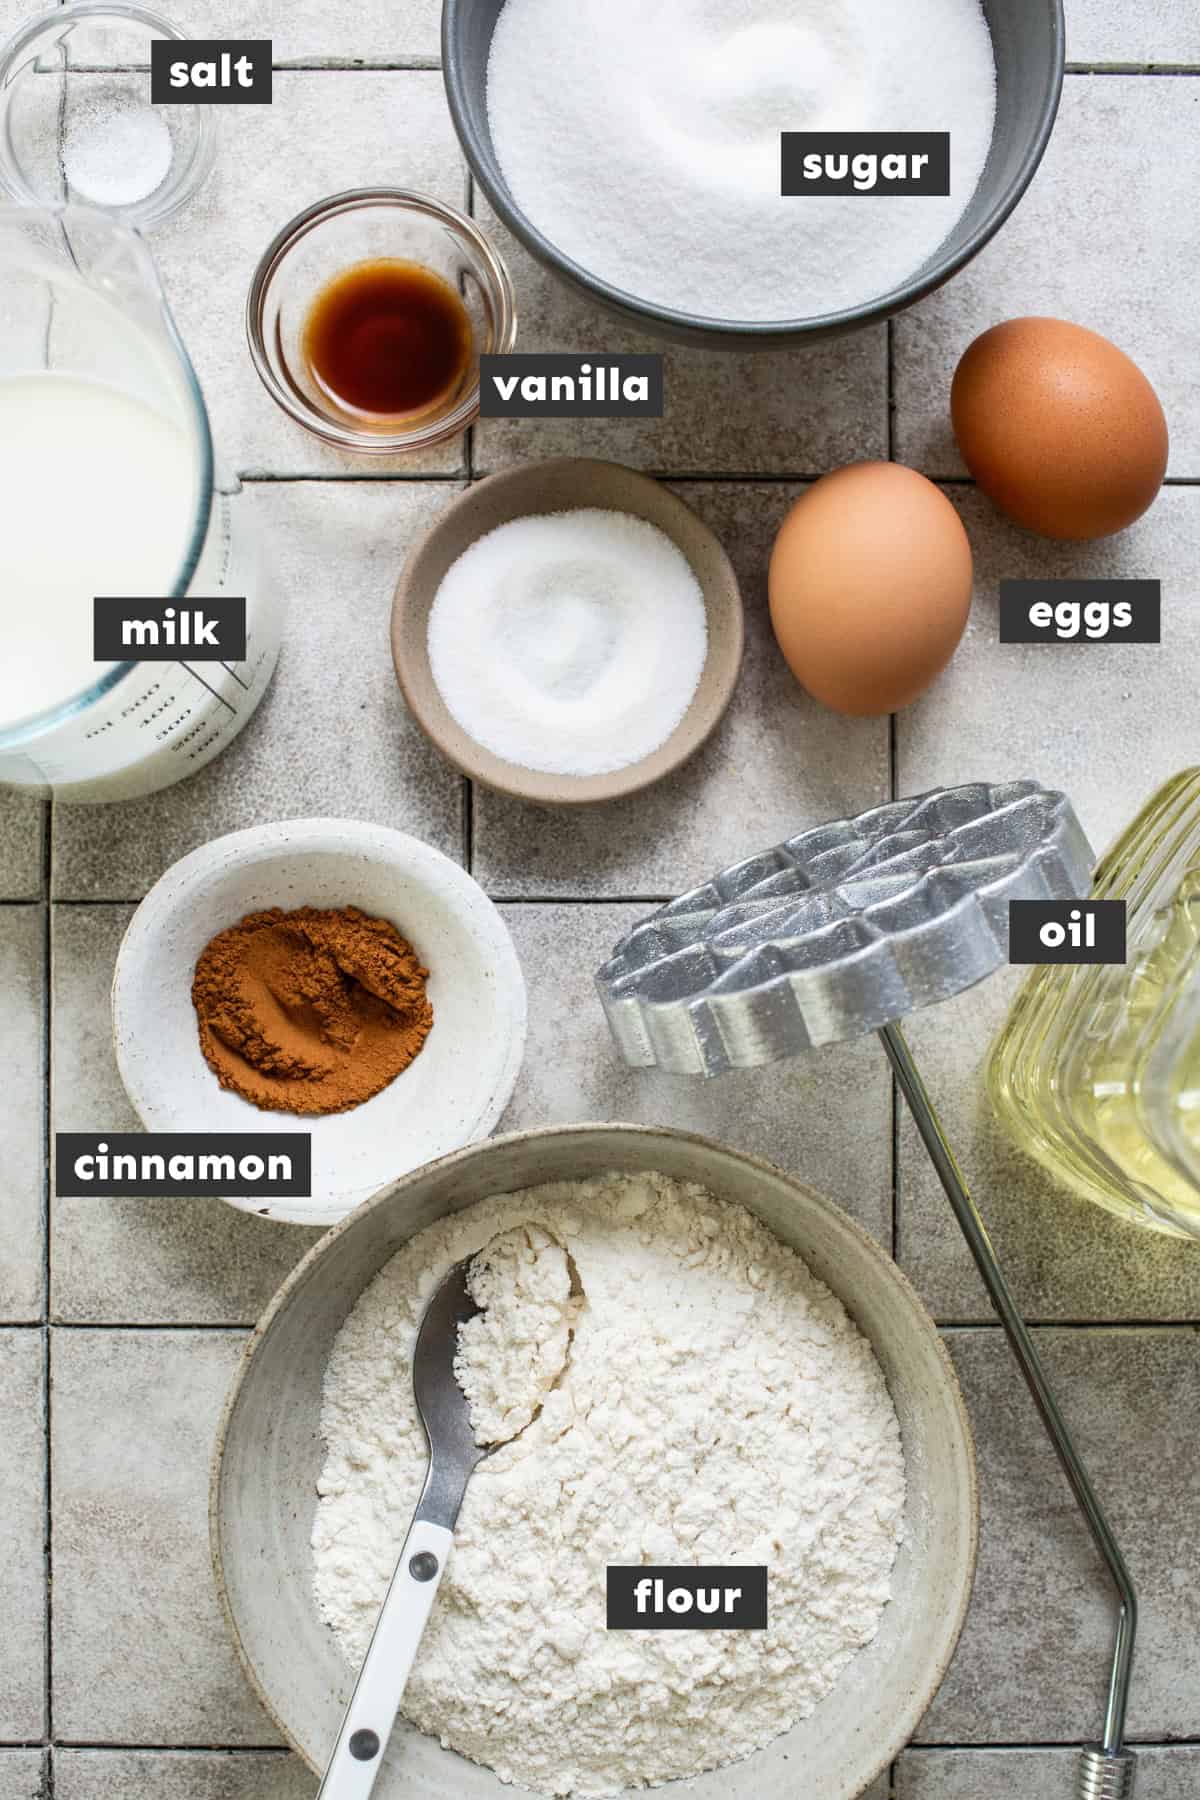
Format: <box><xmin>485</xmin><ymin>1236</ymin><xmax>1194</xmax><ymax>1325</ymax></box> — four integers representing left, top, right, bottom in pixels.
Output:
<box><xmin>938</xmin><ymin>1319</ymin><xmax>1200</xmax><ymax>1333</ymax></box>
<box><xmin>48</xmin><ymin>1322</ymin><xmax>254</xmax><ymax>1333</ymax></box>
<box><xmin>241</xmin><ymin>469</ymin><xmax>467</xmax><ymax>484</ymax></box>
<box><xmin>65</xmin><ymin>59</ymin><xmax>443</xmax><ymax>73</ymax></box>
<box><xmin>1065</xmin><ymin>62</ymin><xmax>1200</xmax><ymax>76</ymax></box>
<box><xmin>463</xmin><ymin>778</ymin><xmax>475</xmax><ymax>873</ymax></box>
<box><xmin>40</xmin><ymin>893</ymin><xmax>52</xmax><ymax>1759</ymax></box>
<box><xmin>909</xmin><ymin>1736</ymin><xmax>1200</xmax><ymax>1751</ymax></box>
<box><xmin>885</xmin><ymin>318</ymin><xmax>899</xmax><ymax>1266</ymax></box>
<box><xmin>44</xmin><ymin>1741</ymin><xmax>295</xmax><ymax>1754</ymax></box>
<box><xmin>36</xmin><ymin>1316</ymin><xmax>1200</xmax><ymax>1334</ymax></box>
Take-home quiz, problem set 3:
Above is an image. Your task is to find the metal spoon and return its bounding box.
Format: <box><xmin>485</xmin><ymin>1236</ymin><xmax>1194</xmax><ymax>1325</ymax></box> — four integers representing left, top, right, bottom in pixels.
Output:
<box><xmin>316</xmin><ymin>1258</ymin><xmax>486</xmax><ymax>1800</ymax></box>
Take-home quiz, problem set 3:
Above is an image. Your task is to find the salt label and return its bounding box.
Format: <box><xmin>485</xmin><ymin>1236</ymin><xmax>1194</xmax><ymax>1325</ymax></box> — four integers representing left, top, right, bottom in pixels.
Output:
<box><xmin>479</xmin><ymin>354</ymin><xmax>663</xmax><ymax>418</ymax></box>
<box><xmin>781</xmin><ymin>133</ymin><xmax>951</xmax><ymax>196</ymax></box>
<box><xmin>149</xmin><ymin>39</ymin><xmax>272</xmax><ymax>104</ymax></box>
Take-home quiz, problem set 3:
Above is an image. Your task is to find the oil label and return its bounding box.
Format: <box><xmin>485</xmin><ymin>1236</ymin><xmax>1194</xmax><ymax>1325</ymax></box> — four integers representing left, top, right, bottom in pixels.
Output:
<box><xmin>479</xmin><ymin>354</ymin><xmax>663</xmax><ymax>418</ymax></box>
<box><xmin>999</xmin><ymin>579</ymin><xmax>1161</xmax><ymax>644</ymax></box>
<box><xmin>55</xmin><ymin>1133</ymin><xmax>311</xmax><ymax>1199</ymax></box>
<box><xmin>607</xmin><ymin>1566</ymin><xmax>767</xmax><ymax>1630</ymax></box>
<box><xmin>150</xmin><ymin>39</ymin><xmax>272</xmax><ymax>103</ymax></box>
<box><xmin>781</xmin><ymin>133</ymin><xmax>950</xmax><ymax>196</ymax></box>
<box><xmin>1009</xmin><ymin>901</ymin><xmax>1127</xmax><ymax>966</ymax></box>
<box><xmin>94</xmin><ymin>597</ymin><xmax>247</xmax><ymax>661</ymax></box>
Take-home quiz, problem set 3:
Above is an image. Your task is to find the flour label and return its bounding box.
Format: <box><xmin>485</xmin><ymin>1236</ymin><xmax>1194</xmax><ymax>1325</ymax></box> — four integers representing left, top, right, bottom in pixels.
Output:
<box><xmin>607</xmin><ymin>1566</ymin><xmax>768</xmax><ymax>1630</ymax></box>
<box><xmin>781</xmin><ymin>133</ymin><xmax>951</xmax><ymax>196</ymax></box>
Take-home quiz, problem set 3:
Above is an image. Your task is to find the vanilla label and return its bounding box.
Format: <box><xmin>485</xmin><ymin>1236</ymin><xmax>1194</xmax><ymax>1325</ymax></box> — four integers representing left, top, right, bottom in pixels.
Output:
<box><xmin>479</xmin><ymin>354</ymin><xmax>663</xmax><ymax>418</ymax></box>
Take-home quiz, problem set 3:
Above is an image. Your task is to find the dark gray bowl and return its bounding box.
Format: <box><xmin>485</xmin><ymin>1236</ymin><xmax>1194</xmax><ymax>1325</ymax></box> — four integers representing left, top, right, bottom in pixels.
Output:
<box><xmin>443</xmin><ymin>0</ymin><xmax>1065</xmax><ymax>349</ymax></box>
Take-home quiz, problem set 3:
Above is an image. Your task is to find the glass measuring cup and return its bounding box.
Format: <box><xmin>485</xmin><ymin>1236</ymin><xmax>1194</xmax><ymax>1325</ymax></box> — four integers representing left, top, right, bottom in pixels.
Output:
<box><xmin>0</xmin><ymin>203</ymin><xmax>281</xmax><ymax>800</ymax></box>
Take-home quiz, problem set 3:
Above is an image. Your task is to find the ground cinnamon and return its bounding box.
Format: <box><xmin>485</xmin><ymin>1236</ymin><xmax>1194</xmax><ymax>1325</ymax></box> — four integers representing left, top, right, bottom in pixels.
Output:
<box><xmin>191</xmin><ymin>906</ymin><xmax>433</xmax><ymax>1117</ymax></box>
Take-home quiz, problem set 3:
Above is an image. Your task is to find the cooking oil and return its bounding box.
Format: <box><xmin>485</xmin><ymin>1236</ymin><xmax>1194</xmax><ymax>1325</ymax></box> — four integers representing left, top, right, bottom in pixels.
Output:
<box><xmin>987</xmin><ymin>769</ymin><xmax>1200</xmax><ymax>1240</ymax></box>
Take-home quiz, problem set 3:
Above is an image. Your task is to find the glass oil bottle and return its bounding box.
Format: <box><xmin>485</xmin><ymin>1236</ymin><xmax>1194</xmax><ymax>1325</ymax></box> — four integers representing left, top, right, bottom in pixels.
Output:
<box><xmin>987</xmin><ymin>769</ymin><xmax>1200</xmax><ymax>1239</ymax></box>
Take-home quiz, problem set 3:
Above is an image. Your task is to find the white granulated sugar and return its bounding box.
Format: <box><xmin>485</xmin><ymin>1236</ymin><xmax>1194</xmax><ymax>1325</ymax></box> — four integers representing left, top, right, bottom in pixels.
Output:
<box><xmin>487</xmin><ymin>0</ymin><xmax>996</xmax><ymax>322</ymax></box>
<box><xmin>313</xmin><ymin>1170</ymin><xmax>906</xmax><ymax>1797</ymax></box>
<box><xmin>456</xmin><ymin>1225</ymin><xmax>580</xmax><ymax>1445</ymax></box>
<box><xmin>64</xmin><ymin>103</ymin><xmax>173</xmax><ymax>208</ymax></box>
<box><xmin>427</xmin><ymin>509</ymin><xmax>708</xmax><ymax>778</ymax></box>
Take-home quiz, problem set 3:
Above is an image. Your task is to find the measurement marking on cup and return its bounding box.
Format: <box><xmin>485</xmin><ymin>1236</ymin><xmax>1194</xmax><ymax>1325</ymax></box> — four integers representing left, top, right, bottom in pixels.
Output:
<box><xmin>178</xmin><ymin>662</ymin><xmax>238</xmax><ymax>714</ymax></box>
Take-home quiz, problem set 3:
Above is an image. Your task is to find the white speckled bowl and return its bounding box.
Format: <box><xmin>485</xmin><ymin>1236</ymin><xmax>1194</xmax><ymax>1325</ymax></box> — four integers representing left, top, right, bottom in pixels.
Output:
<box><xmin>111</xmin><ymin>820</ymin><xmax>527</xmax><ymax>1225</ymax></box>
<box><xmin>213</xmin><ymin>1123</ymin><xmax>978</xmax><ymax>1799</ymax></box>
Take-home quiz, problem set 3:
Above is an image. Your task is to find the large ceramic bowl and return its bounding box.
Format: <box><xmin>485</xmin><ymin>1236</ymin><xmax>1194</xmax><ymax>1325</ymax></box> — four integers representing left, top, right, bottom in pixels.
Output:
<box><xmin>212</xmin><ymin>1123</ymin><xmax>978</xmax><ymax>1800</ymax></box>
<box><xmin>442</xmin><ymin>0</ymin><xmax>1065</xmax><ymax>349</ymax></box>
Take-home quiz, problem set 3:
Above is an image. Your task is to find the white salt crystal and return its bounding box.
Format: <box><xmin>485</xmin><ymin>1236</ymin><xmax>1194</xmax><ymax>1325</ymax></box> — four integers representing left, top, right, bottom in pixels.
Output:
<box><xmin>64</xmin><ymin>104</ymin><xmax>173</xmax><ymax>208</ymax></box>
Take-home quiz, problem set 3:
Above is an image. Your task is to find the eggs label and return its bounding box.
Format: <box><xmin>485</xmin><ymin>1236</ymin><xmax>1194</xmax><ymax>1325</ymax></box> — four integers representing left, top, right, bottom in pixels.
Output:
<box><xmin>781</xmin><ymin>134</ymin><xmax>950</xmax><ymax>197</ymax></box>
<box><xmin>479</xmin><ymin>354</ymin><xmax>663</xmax><ymax>418</ymax></box>
<box><xmin>1009</xmin><ymin>901</ymin><xmax>1127</xmax><ymax>968</ymax></box>
<box><xmin>55</xmin><ymin>1132</ymin><xmax>312</xmax><ymax>1198</ymax></box>
<box><xmin>999</xmin><ymin>580</ymin><xmax>1161</xmax><ymax>644</ymax></box>
<box><xmin>607</xmin><ymin>1566</ymin><xmax>768</xmax><ymax>1631</ymax></box>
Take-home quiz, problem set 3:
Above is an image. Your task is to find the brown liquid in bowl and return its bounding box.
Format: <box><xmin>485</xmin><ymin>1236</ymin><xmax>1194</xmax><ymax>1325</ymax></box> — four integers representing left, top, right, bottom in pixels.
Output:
<box><xmin>302</xmin><ymin>257</ymin><xmax>473</xmax><ymax>422</ymax></box>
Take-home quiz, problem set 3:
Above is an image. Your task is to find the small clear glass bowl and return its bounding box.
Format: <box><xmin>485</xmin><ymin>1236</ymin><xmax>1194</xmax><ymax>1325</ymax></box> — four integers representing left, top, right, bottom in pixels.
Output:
<box><xmin>247</xmin><ymin>188</ymin><xmax>518</xmax><ymax>455</ymax></box>
<box><xmin>0</xmin><ymin>2</ymin><xmax>217</xmax><ymax>229</ymax></box>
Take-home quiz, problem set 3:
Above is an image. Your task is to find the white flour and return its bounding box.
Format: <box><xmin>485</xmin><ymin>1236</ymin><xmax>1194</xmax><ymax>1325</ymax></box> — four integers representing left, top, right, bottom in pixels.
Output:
<box><xmin>487</xmin><ymin>0</ymin><xmax>996</xmax><ymax>322</ymax></box>
<box><xmin>456</xmin><ymin>1225</ymin><xmax>581</xmax><ymax>1445</ymax></box>
<box><xmin>313</xmin><ymin>1171</ymin><xmax>905</xmax><ymax>1796</ymax></box>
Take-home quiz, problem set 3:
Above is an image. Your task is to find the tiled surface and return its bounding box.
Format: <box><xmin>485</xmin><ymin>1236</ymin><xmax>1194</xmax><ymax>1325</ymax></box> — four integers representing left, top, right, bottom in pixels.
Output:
<box><xmin>1068</xmin><ymin>0</ymin><xmax>1200</xmax><ymax>66</ymax></box>
<box><xmin>54</xmin><ymin>1750</ymin><xmax>314</xmax><ymax>1799</ymax></box>
<box><xmin>0</xmin><ymin>795</ymin><xmax>43</xmax><ymax>901</ymax></box>
<box><xmin>473</xmin><ymin>482</ymin><xmax>889</xmax><ymax>896</ymax></box>
<box><xmin>51</xmin><ymin>907</ymin><xmax>317</xmax><ymax>1322</ymax></box>
<box><xmin>0</xmin><ymin>909</ymin><xmax>45</xmax><ymax>1321</ymax></box>
<box><xmin>0</xmin><ymin>1755</ymin><xmax>43</xmax><ymax>1800</ymax></box>
<box><xmin>2</xmin><ymin>13</ymin><xmax>1197</xmax><ymax>1800</ymax></box>
<box><xmin>0</xmin><ymin>1332</ymin><xmax>46</xmax><ymax>1741</ymax></box>
<box><xmin>53</xmin><ymin>482</ymin><xmax>467</xmax><ymax>898</ymax></box>
<box><xmin>895</xmin><ymin>78</ymin><xmax>1199</xmax><ymax>477</ymax></box>
<box><xmin>52</xmin><ymin>1329</ymin><xmax>280</xmax><ymax>1745</ymax></box>
<box><xmin>920</xmin><ymin>1330</ymin><xmax>1200</xmax><ymax>1745</ymax></box>
<box><xmin>898</xmin><ymin>1746</ymin><xmax>1200</xmax><ymax>1797</ymax></box>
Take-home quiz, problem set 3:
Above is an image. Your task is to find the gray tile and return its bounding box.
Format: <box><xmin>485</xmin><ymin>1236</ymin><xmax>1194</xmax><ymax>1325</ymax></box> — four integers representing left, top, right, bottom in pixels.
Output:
<box><xmin>471</xmin><ymin>482</ymin><xmax>889</xmax><ymax>897</ymax></box>
<box><xmin>899</xmin><ymin>1745</ymin><xmax>1200</xmax><ymax>1798</ymax></box>
<box><xmin>1067</xmin><ymin>0</ymin><xmax>1200</xmax><ymax>65</ymax></box>
<box><xmin>148</xmin><ymin>70</ymin><xmax>467</xmax><ymax>477</ymax></box>
<box><xmin>63</xmin><ymin>1</ymin><xmax>440</xmax><ymax>63</ymax></box>
<box><xmin>896</xmin><ymin>963</ymin><xmax>1200</xmax><ymax>1324</ymax></box>
<box><xmin>0</xmin><ymin>909</ymin><xmax>45</xmax><ymax>1321</ymax></box>
<box><xmin>53</xmin><ymin>481</ymin><xmax>466</xmax><ymax>899</ymax></box>
<box><xmin>0</xmin><ymin>1754</ymin><xmax>44</xmax><ymax>1800</ymax></box>
<box><xmin>55</xmin><ymin>1750</ymin><xmax>313</xmax><ymax>1800</ymax></box>
<box><xmin>0</xmin><ymin>793</ymin><xmax>44</xmax><ymax>901</ymax></box>
<box><xmin>472</xmin><ymin>205</ymin><xmax>887</xmax><ymax>477</ymax></box>
<box><xmin>0</xmin><ymin>1331</ymin><xmax>46</xmax><ymax>1741</ymax></box>
<box><xmin>51</xmin><ymin>905</ymin><xmax>316</xmax><ymax>1322</ymax></box>
<box><xmin>897</xmin><ymin>486</ymin><xmax>1200</xmax><ymax>868</ymax></box>
<box><xmin>499</xmin><ymin>903</ymin><xmax>892</xmax><ymax>1245</ymax></box>
<box><xmin>918</xmin><ymin>1328</ymin><xmax>1200</xmax><ymax>1744</ymax></box>
<box><xmin>894</xmin><ymin>78</ymin><xmax>1198</xmax><ymax>477</ymax></box>
<box><xmin>894</xmin><ymin>491</ymin><xmax>1200</xmax><ymax>1323</ymax></box>
<box><xmin>52</xmin><ymin>1328</ymin><xmax>280</xmax><ymax>1744</ymax></box>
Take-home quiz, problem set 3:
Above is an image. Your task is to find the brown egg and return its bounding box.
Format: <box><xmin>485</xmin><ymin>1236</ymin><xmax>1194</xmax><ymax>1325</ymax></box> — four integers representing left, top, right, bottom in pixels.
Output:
<box><xmin>951</xmin><ymin>318</ymin><xmax>1168</xmax><ymax>541</ymax></box>
<box><xmin>767</xmin><ymin>462</ymin><xmax>973</xmax><ymax>718</ymax></box>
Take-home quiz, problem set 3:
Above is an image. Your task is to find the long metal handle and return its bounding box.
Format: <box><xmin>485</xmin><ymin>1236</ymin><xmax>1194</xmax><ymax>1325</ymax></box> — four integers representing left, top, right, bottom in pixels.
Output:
<box><xmin>878</xmin><ymin>1021</ymin><xmax>1138</xmax><ymax>1797</ymax></box>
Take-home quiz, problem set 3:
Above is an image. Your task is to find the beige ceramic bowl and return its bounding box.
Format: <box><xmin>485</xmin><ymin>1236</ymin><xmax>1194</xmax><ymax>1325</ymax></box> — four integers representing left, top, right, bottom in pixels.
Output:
<box><xmin>391</xmin><ymin>459</ymin><xmax>744</xmax><ymax>804</ymax></box>
<box><xmin>212</xmin><ymin>1122</ymin><xmax>978</xmax><ymax>1800</ymax></box>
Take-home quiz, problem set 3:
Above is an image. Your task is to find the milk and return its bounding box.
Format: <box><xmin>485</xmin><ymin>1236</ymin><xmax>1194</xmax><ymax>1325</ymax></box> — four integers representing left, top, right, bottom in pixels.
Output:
<box><xmin>0</xmin><ymin>373</ymin><xmax>199</xmax><ymax>726</ymax></box>
<box><xmin>0</xmin><ymin>371</ymin><xmax>281</xmax><ymax>800</ymax></box>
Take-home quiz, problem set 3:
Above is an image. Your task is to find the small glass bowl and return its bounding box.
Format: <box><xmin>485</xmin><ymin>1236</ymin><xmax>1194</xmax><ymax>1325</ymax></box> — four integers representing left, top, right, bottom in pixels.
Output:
<box><xmin>0</xmin><ymin>2</ymin><xmax>217</xmax><ymax>229</ymax></box>
<box><xmin>247</xmin><ymin>188</ymin><xmax>518</xmax><ymax>455</ymax></box>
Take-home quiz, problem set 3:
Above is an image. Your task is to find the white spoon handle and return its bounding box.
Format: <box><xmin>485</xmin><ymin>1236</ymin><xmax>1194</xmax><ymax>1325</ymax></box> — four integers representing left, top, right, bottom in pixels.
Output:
<box><xmin>317</xmin><ymin>1516</ymin><xmax>454</xmax><ymax>1800</ymax></box>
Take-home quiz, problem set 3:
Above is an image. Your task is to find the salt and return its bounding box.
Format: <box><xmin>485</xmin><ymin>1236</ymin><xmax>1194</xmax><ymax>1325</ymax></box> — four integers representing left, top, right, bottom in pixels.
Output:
<box><xmin>64</xmin><ymin>103</ymin><xmax>173</xmax><ymax>208</ymax></box>
<box><xmin>427</xmin><ymin>509</ymin><xmax>708</xmax><ymax>778</ymax></box>
<box><xmin>487</xmin><ymin>0</ymin><xmax>996</xmax><ymax>323</ymax></box>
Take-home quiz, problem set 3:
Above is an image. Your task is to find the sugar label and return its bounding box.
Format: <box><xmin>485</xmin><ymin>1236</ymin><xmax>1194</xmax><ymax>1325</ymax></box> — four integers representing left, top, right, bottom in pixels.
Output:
<box><xmin>781</xmin><ymin>133</ymin><xmax>950</xmax><ymax>196</ymax></box>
